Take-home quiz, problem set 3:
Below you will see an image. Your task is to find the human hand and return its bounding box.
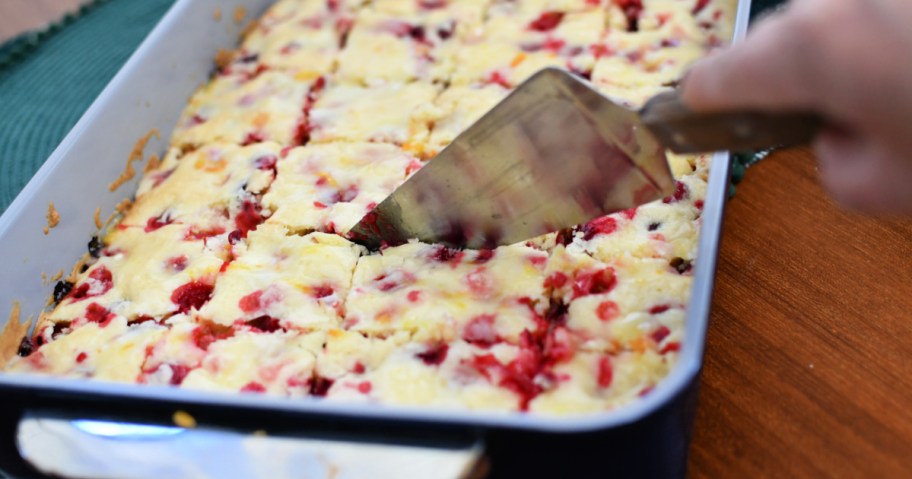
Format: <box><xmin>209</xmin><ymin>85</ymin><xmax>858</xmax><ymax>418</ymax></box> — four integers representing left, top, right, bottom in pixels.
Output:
<box><xmin>682</xmin><ymin>0</ymin><xmax>912</xmax><ymax>213</ymax></box>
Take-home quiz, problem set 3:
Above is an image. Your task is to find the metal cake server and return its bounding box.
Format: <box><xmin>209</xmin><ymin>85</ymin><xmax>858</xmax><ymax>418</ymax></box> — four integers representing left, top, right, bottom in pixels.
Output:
<box><xmin>349</xmin><ymin>67</ymin><xmax>819</xmax><ymax>249</ymax></box>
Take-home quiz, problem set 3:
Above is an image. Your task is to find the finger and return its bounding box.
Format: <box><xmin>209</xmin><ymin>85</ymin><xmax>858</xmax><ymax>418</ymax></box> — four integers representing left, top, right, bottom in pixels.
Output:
<box><xmin>814</xmin><ymin>130</ymin><xmax>912</xmax><ymax>213</ymax></box>
<box><xmin>681</xmin><ymin>10</ymin><xmax>824</xmax><ymax>114</ymax></box>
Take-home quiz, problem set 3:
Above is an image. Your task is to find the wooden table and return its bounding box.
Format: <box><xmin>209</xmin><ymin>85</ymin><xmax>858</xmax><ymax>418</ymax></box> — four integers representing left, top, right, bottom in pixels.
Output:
<box><xmin>3</xmin><ymin>5</ymin><xmax>912</xmax><ymax>478</ymax></box>
<box><xmin>689</xmin><ymin>148</ymin><xmax>912</xmax><ymax>477</ymax></box>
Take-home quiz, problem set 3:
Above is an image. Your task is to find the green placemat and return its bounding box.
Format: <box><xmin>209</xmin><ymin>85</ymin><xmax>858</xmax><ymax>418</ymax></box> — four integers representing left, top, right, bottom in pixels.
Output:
<box><xmin>0</xmin><ymin>0</ymin><xmax>176</xmax><ymax>215</ymax></box>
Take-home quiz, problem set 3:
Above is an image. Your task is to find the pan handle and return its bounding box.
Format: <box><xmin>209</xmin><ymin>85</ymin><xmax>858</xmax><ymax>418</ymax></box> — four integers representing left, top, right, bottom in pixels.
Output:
<box><xmin>639</xmin><ymin>90</ymin><xmax>822</xmax><ymax>154</ymax></box>
<box><xmin>14</xmin><ymin>410</ymin><xmax>487</xmax><ymax>479</ymax></box>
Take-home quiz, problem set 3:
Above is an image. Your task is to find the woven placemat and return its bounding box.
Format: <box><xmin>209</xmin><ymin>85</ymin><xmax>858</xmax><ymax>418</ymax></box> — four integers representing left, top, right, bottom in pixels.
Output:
<box><xmin>0</xmin><ymin>0</ymin><xmax>175</xmax><ymax>215</ymax></box>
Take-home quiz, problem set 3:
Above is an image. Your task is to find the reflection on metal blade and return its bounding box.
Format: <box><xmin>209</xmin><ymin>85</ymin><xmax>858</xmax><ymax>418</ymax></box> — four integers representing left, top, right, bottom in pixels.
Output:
<box><xmin>349</xmin><ymin>68</ymin><xmax>674</xmax><ymax>250</ymax></box>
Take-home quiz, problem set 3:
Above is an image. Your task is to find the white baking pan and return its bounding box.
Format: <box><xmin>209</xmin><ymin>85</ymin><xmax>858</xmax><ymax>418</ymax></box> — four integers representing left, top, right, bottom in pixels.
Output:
<box><xmin>0</xmin><ymin>1</ymin><xmax>752</xmax><ymax>477</ymax></box>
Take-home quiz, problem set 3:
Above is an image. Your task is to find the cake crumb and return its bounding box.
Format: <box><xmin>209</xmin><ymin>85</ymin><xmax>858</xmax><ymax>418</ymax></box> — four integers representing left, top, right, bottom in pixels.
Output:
<box><xmin>40</xmin><ymin>272</ymin><xmax>47</xmax><ymax>286</ymax></box>
<box><xmin>109</xmin><ymin>129</ymin><xmax>160</xmax><ymax>192</ymax></box>
<box><xmin>115</xmin><ymin>198</ymin><xmax>133</xmax><ymax>215</ymax></box>
<box><xmin>51</xmin><ymin>269</ymin><xmax>64</xmax><ymax>282</ymax></box>
<box><xmin>143</xmin><ymin>153</ymin><xmax>161</xmax><ymax>174</ymax></box>
<box><xmin>233</xmin><ymin>6</ymin><xmax>247</xmax><ymax>24</ymax></box>
<box><xmin>241</xmin><ymin>19</ymin><xmax>260</xmax><ymax>39</ymax></box>
<box><xmin>0</xmin><ymin>302</ymin><xmax>32</xmax><ymax>367</ymax></box>
<box><xmin>215</xmin><ymin>49</ymin><xmax>236</xmax><ymax>71</ymax></box>
<box><xmin>93</xmin><ymin>208</ymin><xmax>103</xmax><ymax>230</ymax></box>
<box><xmin>43</xmin><ymin>202</ymin><xmax>60</xmax><ymax>235</ymax></box>
<box><xmin>66</xmin><ymin>254</ymin><xmax>91</xmax><ymax>284</ymax></box>
<box><xmin>213</xmin><ymin>7</ymin><xmax>222</xmax><ymax>21</ymax></box>
<box><xmin>173</xmin><ymin>410</ymin><xmax>197</xmax><ymax>429</ymax></box>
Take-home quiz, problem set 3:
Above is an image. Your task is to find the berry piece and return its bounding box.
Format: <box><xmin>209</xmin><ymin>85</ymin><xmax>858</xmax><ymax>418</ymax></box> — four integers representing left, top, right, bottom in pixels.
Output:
<box><xmin>171</xmin><ymin>281</ymin><xmax>214</xmax><ymax>313</ymax></box>
<box><xmin>416</xmin><ymin>342</ymin><xmax>449</xmax><ymax>365</ymax></box>
<box><xmin>528</xmin><ymin>11</ymin><xmax>565</xmax><ymax>31</ymax></box>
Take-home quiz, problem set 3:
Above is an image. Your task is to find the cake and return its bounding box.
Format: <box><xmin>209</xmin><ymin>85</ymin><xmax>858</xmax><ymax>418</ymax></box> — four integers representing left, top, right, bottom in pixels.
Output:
<box><xmin>6</xmin><ymin>0</ymin><xmax>734</xmax><ymax>414</ymax></box>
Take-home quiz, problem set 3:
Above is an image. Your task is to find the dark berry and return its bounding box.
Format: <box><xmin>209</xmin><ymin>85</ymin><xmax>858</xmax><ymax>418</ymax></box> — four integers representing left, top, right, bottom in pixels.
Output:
<box><xmin>528</xmin><ymin>11</ymin><xmax>564</xmax><ymax>31</ymax></box>
<box><xmin>87</xmin><ymin>236</ymin><xmax>103</xmax><ymax>258</ymax></box>
<box><xmin>670</xmin><ymin>257</ymin><xmax>692</xmax><ymax>274</ymax></box>
<box><xmin>246</xmin><ymin>315</ymin><xmax>283</xmax><ymax>333</ymax></box>
<box><xmin>416</xmin><ymin>343</ymin><xmax>449</xmax><ymax>366</ymax></box>
<box><xmin>16</xmin><ymin>337</ymin><xmax>34</xmax><ymax>357</ymax></box>
<box><xmin>310</xmin><ymin>376</ymin><xmax>334</xmax><ymax>396</ymax></box>
<box><xmin>171</xmin><ymin>281</ymin><xmax>214</xmax><ymax>313</ymax></box>
<box><xmin>53</xmin><ymin>281</ymin><xmax>74</xmax><ymax>304</ymax></box>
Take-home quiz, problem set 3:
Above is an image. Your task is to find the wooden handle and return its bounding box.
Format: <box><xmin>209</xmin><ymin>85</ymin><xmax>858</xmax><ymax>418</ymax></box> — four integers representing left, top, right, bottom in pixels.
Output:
<box><xmin>639</xmin><ymin>91</ymin><xmax>822</xmax><ymax>154</ymax></box>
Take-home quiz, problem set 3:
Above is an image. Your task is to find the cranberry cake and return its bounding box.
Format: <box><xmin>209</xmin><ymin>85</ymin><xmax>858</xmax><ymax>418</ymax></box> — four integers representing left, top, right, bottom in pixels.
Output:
<box><xmin>6</xmin><ymin>0</ymin><xmax>734</xmax><ymax>414</ymax></box>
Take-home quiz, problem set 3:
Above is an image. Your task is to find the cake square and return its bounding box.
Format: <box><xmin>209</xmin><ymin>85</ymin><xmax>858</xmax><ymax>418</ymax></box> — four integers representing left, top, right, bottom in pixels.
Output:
<box><xmin>45</xmin><ymin>223</ymin><xmax>227</xmax><ymax>324</ymax></box>
<box><xmin>529</xmin><ymin>349</ymin><xmax>673</xmax><ymax>414</ymax></box>
<box><xmin>179</xmin><ymin>329</ymin><xmax>326</xmax><ymax>395</ymax></box>
<box><xmin>426</xmin><ymin>84</ymin><xmax>510</xmax><ymax>153</ymax></box>
<box><xmin>170</xmin><ymin>71</ymin><xmax>314</xmax><ymax>148</ymax></box>
<box><xmin>336</xmin><ymin>2</ymin><xmax>489</xmax><ymax>84</ymax></box>
<box><xmin>345</xmin><ymin>242</ymin><xmax>549</xmax><ymax>344</ymax></box>
<box><xmin>564</xmin><ymin>154</ymin><xmax>708</xmax><ymax>263</ymax></box>
<box><xmin>198</xmin><ymin>223</ymin><xmax>364</xmax><ymax>331</ymax></box>
<box><xmin>308</xmin><ymin>81</ymin><xmax>439</xmax><ymax>146</ymax></box>
<box><xmin>544</xmin><ymin>246</ymin><xmax>688</xmax><ymax>354</ymax></box>
<box><xmin>124</xmin><ymin>142</ymin><xmax>282</xmax><ymax>245</ymax></box>
<box><xmin>6</xmin><ymin>317</ymin><xmax>167</xmax><ymax>383</ymax></box>
<box><xmin>447</xmin><ymin>9</ymin><xmax>605</xmax><ymax>86</ymax></box>
<box><xmin>319</xmin><ymin>333</ymin><xmax>543</xmax><ymax>411</ymax></box>
<box><xmin>263</xmin><ymin>142</ymin><xmax>422</xmax><ymax>234</ymax></box>
<box><xmin>227</xmin><ymin>4</ymin><xmax>346</xmax><ymax>80</ymax></box>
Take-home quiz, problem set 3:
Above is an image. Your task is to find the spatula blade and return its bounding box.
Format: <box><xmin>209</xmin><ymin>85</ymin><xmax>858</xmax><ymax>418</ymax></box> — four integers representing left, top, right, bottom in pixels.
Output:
<box><xmin>348</xmin><ymin>68</ymin><xmax>674</xmax><ymax>250</ymax></box>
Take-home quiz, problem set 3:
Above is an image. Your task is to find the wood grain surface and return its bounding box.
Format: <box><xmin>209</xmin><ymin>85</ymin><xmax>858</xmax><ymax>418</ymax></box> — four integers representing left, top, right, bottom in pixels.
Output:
<box><xmin>2</xmin><ymin>4</ymin><xmax>912</xmax><ymax>479</ymax></box>
<box><xmin>689</xmin><ymin>147</ymin><xmax>912</xmax><ymax>478</ymax></box>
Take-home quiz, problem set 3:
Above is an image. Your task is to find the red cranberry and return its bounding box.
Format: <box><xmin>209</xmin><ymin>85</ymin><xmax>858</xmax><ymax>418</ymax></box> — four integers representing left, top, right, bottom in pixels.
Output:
<box><xmin>310</xmin><ymin>376</ymin><xmax>334</xmax><ymax>396</ymax></box>
<box><xmin>242</xmin><ymin>132</ymin><xmax>266</xmax><ymax>146</ymax></box>
<box><xmin>650</xmin><ymin>325</ymin><xmax>671</xmax><ymax>344</ymax></box>
<box><xmin>613</xmin><ymin>0</ymin><xmax>643</xmax><ymax>32</ymax></box>
<box><xmin>416</xmin><ymin>342</ymin><xmax>449</xmax><ymax>365</ymax></box>
<box><xmin>571</xmin><ymin>268</ymin><xmax>617</xmax><ymax>298</ymax></box>
<box><xmin>185</xmin><ymin>226</ymin><xmax>226</xmax><ymax>240</ymax></box>
<box><xmin>171</xmin><ymin>281</ymin><xmax>214</xmax><ymax>313</ymax></box>
<box><xmin>528</xmin><ymin>11</ymin><xmax>564</xmax><ymax>32</ymax></box>
<box><xmin>597</xmin><ymin>355</ymin><xmax>613</xmax><ymax>388</ymax></box>
<box><xmin>254</xmin><ymin>155</ymin><xmax>278</xmax><ymax>172</ymax></box>
<box><xmin>543</xmin><ymin>272</ymin><xmax>568</xmax><ymax>289</ymax></box>
<box><xmin>581</xmin><ymin>216</ymin><xmax>618</xmax><ymax>240</ymax></box>
<box><xmin>165</xmin><ymin>255</ymin><xmax>188</xmax><ymax>273</ymax></box>
<box><xmin>191</xmin><ymin>321</ymin><xmax>234</xmax><ymax>351</ymax></box>
<box><xmin>241</xmin><ymin>382</ymin><xmax>267</xmax><ymax>393</ymax></box>
<box><xmin>235</xmin><ymin>200</ymin><xmax>265</xmax><ymax>238</ymax></box>
<box><xmin>246</xmin><ymin>315</ymin><xmax>283</xmax><ymax>333</ymax></box>
<box><xmin>596</xmin><ymin>301</ymin><xmax>620</xmax><ymax>321</ymax></box>
<box><xmin>663</xmin><ymin>181</ymin><xmax>689</xmax><ymax>203</ymax></box>
<box><xmin>85</xmin><ymin>303</ymin><xmax>115</xmax><ymax>327</ymax></box>
<box><xmin>68</xmin><ymin>266</ymin><xmax>114</xmax><ymax>302</ymax></box>
<box><xmin>144</xmin><ymin>213</ymin><xmax>173</xmax><ymax>232</ymax></box>
<box><xmin>463</xmin><ymin>314</ymin><xmax>499</xmax><ymax>347</ymax></box>
<box><xmin>430</xmin><ymin>245</ymin><xmax>464</xmax><ymax>264</ymax></box>
<box><xmin>312</xmin><ymin>285</ymin><xmax>334</xmax><ymax>298</ymax></box>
